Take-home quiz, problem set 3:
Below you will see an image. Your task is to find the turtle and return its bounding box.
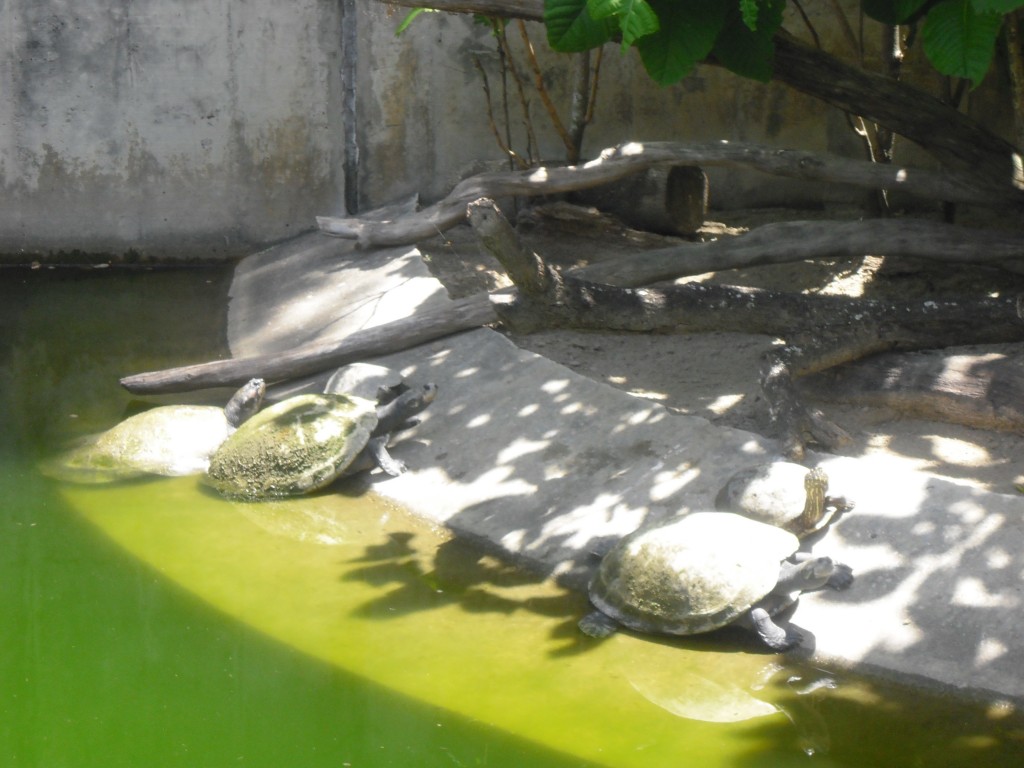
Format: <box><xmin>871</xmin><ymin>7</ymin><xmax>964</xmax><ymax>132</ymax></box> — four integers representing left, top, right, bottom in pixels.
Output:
<box><xmin>578</xmin><ymin>511</ymin><xmax>853</xmax><ymax>651</ymax></box>
<box><xmin>42</xmin><ymin>378</ymin><xmax>266</xmax><ymax>484</ymax></box>
<box><xmin>715</xmin><ymin>463</ymin><xmax>852</xmax><ymax>538</ymax></box>
<box><xmin>204</xmin><ymin>382</ymin><xmax>437</xmax><ymax>500</ymax></box>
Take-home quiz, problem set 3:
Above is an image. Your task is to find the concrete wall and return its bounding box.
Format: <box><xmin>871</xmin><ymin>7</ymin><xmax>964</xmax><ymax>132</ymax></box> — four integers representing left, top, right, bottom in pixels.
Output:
<box><xmin>0</xmin><ymin>0</ymin><xmax>345</xmax><ymax>260</ymax></box>
<box><xmin>1</xmin><ymin>1</ymin><xmax>1015</xmax><ymax>261</ymax></box>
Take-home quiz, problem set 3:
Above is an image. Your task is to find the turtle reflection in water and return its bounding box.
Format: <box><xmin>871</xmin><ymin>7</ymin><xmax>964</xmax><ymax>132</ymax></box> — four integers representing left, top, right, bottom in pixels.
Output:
<box><xmin>579</xmin><ymin>512</ymin><xmax>853</xmax><ymax>651</ymax></box>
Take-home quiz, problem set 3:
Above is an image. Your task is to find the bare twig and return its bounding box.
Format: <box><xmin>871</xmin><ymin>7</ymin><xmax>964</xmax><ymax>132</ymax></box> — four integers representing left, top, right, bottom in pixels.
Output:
<box><xmin>473</xmin><ymin>54</ymin><xmax>529</xmax><ymax>170</ymax></box>
<box><xmin>516</xmin><ymin>19</ymin><xmax>576</xmax><ymax>159</ymax></box>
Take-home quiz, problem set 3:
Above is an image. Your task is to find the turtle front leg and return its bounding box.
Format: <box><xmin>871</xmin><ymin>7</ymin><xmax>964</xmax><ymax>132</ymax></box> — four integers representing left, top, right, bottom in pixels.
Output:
<box><xmin>578</xmin><ymin>610</ymin><xmax>619</xmax><ymax>638</ymax></box>
<box><xmin>367</xmin><ymin>435</ymin><xmax>407</xmax><ymax>476</ymax></box>
<box><xmin>749</xmin><ymin>607</ymin><xmax>803</xmax><ymax>652</ymax></box>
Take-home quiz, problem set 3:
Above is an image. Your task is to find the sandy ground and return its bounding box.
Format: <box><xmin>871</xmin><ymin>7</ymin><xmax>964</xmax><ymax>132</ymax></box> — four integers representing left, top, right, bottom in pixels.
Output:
<box><xmin>418</xmin><ymin>206</ymin><xmax>1024</xmax><ymax>495</ymax></box>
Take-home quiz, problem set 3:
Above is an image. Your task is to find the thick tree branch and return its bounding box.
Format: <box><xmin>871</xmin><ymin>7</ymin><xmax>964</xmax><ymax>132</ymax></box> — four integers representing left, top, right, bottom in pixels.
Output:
<box><xmin>318</xmin><ymin>140</ymin><xmax>1013</xmax><ymax>246</ymax></box>
<box><xmin>575</xmin><ymin>218</ymin><xmax>1024</xmax><ymax>287</ymax></box>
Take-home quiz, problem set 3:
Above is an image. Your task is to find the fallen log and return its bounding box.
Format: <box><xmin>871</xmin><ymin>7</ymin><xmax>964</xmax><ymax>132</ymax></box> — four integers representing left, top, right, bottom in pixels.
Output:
<box><xmin>318</xmin><ymin>141</ymin><xmax>1008</xmax><ymax>247</ymax></box>
<box><xmin>120</xmin><ymin>293</ymin><xmax>498</xmax><ymax>394</ymax></box>
<box><xmin>570</xmin><ymin>165</ymin><xmax>708</xmax><ymax>237</ymax></box>
<box><xmin>465</xmin><ymin>197</ymin><xmax>1024</xmax><ymax>457</ymax></box>
<box><xmin>573</xmin><ymin>218</ymin><xmax>1024</xmax><ymax>287</ymax></box>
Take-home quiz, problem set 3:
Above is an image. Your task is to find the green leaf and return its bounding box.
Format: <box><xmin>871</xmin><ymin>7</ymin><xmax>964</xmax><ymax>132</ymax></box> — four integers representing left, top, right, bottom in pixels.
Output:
<box><xmin>588</xmin><ymin>0</ymin><xmax>660</xmax><ymax>50</ymax></box>
<box><xmin>921</xmin><ymin>0</ymin><xmax>1003</xmax><ymax>87</ymax></box>
<box><xmin>862</xmin><ymin>0</ymin><xmax>932</xmax><ymax>24</ymax></box>
<box><xmin>394</xmin><ymin>8</ymin><xmax>436</xmax><ymax>36</ymax></box>
<box><xmin>740</xmin><ymin>0</ymin><xmax>760</xmax><ymax>30</ymax></box>
<box><xmin>971</xmin><ymin>0</ymin><xmax>1024</xmax><ymax>13</ymax></box>
<box><xmin>712</xmin><ymin>0</ymin><xmax>786</xmax><ymax>82</ymax></box>
<box><xmin>545</xmin><ymin>0</ymin><xmax>616</xmax><ymax>52</ymax></box>
<box><xmin>635</xmin><ymin>0</ymin><xmax>727</xmax><ymax>85</ymax></box>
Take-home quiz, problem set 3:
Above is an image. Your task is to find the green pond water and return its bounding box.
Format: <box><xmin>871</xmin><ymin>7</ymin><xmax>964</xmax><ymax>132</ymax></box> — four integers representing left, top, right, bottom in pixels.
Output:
<box><xmin>3</xmin><ymin>266</ymin><xmax>1024</xmax><ymax>767</ymax></box>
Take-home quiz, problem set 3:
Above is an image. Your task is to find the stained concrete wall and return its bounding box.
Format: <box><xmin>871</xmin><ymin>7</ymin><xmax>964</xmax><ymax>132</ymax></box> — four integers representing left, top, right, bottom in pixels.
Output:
<box><xmin>1</xmin><ymin>1</ymin><xmax>1015</xmax><ymax>261</ymax></box>
<box><xmin>0</xmin><ymin>0</ymin><xmax>345</xmax><ymax>261</ymax></box>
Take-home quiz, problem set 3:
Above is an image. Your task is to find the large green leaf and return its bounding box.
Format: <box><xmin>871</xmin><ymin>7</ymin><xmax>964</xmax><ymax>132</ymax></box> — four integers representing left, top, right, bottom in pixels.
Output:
<box><xmin>711</xmin><ymin>0</ymin><xmax>786</xmax><ymax>82</ymax></box>
<box><xmin>862</xmin><ymin>0</ymin><xmax>933</xmax><ymax>24</ymax></box>
<box><xmin>970</xmin><ymin>0</ymin><xmax>1024</xmax><ymax>13</ymax></box>
<box><xmin>588</xmin><ymin>0</ymin><xmax>660</xmax><ymax>49</ymax></box>
<box><xmin>635</xmin><ymin>0</ymin><xmax>727</xmax><ymax>85</ymax></box>
<box><xmin>921</xmin><ymin>0</ymin><xmax>1003</xmax><ymax>87</ymax></box>
<box><xmin>545</xmin><ymin>0</ymin><xmax>616</xmax><ymax>52</ymax></box>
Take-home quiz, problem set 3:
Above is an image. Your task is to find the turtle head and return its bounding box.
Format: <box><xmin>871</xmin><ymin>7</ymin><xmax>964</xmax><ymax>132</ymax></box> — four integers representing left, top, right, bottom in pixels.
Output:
<box><xmin>224</xmin><ymin>378</ymin><xmax>266</xmax><ymax>427</ymax></box>
<box><xmin>800</xmin><ymin>467</ymin><xmax>829</xmax><ymax>530</ymax></box>
<box><xmin>374</xmin><ymin>383</ymin><xmax>438</xmax><ymax>434</ymax></box>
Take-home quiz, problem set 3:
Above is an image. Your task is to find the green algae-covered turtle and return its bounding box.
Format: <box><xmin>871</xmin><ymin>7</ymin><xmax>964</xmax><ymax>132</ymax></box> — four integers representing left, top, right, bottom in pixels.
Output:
<box><xmin>715</xmin><ymin>463</ymin><xmax>852</xmax><ymax>539</ymax></box>
<box><xmin>204</xmin><ymin>383</ymin><xmax>437</xmax><ymax>500</ymax></box>
<box><xmin>578</xmin><ymin>512</ymin><xmax>853</xmax><ymax>651</ymax></box>
<box><xmin>42</xmin><ymin>378</ymin><xmax>266</xmax><ymax>484</ymax></box>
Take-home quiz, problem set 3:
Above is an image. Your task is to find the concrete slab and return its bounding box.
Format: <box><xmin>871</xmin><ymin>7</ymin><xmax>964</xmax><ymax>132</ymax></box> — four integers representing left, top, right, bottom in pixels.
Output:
<box><xmin>228</xmin><ymin>235</ymin><xmax>1024</xmax><ymax>704</ymax></box>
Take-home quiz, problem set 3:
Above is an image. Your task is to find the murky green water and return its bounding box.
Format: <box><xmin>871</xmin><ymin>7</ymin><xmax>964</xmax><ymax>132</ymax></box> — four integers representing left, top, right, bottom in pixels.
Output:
<box><xmin>4</xmin><ymin>266</ymin><xmax>1024</xmax><ymax>767</ymax></box>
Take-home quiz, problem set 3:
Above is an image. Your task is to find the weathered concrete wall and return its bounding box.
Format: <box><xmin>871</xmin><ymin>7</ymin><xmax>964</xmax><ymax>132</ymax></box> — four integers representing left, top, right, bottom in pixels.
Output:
<box><xmin>2</xmin><ymin>1</ymin><xmax>1016</xmax><ymax>261</ymax></box>
<box><xmin>0</xmin><ymin>0</ymin><xmax>345</xmax><ymax>260</ymax></box>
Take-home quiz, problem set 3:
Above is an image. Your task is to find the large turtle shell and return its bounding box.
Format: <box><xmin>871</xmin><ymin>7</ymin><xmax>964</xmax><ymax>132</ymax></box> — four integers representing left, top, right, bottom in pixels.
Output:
<box><xmin>43</xmin><ymin>406</ymin><xmax>237</xmax><ymax>484</ymax></box>
<box><xmin>588</xmin><ymin>512</ymin><xmax>800</xmax><ymax>636</ymax></box>
<box><xmin>204</xmin><ymin>393</ymin><xmax>377</xmax><ymax>500</ymax></box>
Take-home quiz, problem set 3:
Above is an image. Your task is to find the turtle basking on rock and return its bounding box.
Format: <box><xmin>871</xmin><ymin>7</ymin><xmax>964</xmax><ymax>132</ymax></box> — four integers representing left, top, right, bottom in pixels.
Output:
<box><xmin>716</xmin><ymin>463</ymin><xmax>852</xmax><ymax>538</ymax></box>
<box><xmin>204</xmin><ymin>382</ymin><xmax>437</xmax><ymax>500</ymax></box>
<box><xmin>43</xmin><ymin>378</ymin><xmax>266</xmax><ymax>484</ymax></box>
<box><xmin>578</xmin><ymin>512</ymin><xmax>853</xmax><ymax>651</ymax></box>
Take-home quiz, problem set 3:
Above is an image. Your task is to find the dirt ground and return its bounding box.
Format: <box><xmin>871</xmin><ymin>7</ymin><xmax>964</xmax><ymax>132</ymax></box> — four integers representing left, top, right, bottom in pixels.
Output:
<box><xmin>418</xmin><ymin>204</ymin><xmax>1024</xmax><ymax>495</ymax></box>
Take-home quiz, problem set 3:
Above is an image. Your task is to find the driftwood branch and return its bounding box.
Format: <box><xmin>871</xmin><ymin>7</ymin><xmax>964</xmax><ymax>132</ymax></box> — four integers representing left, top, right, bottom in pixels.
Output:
<box><xmin>574</xmin><ymin>218</ymin><xmax>1024</xmax><ymax>287</ymax></box>
<box><xmin>466</xmin><ymin>197</ymin><xmax>1024</xmax><ymax>457</ymax></box>
<box><xmin>120</xmin><ymin>294</ymin><xmax>497</xmax><ymax>395</ymax></box>
<box><xmin>318</xmin><ymin>141</ymin><xmax>1014</xmax><ymax>247</ymax></box>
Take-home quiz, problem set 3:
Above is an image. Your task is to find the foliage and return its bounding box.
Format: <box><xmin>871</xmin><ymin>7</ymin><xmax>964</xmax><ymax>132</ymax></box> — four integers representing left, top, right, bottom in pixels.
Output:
<box><xmin>544</xmin><ymin>0</ymin><xmax>1024</xmax><ymax>88</ymax></box>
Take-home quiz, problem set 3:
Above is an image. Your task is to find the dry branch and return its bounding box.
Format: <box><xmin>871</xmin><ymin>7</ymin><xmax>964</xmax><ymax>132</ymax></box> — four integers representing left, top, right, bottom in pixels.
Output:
<box><xmin>120</xmin><ymin>293</ymin><xmax>497</xmax><ymax>395</ymax></box>
<box><xmin>574</xmin><ymin>218</ymin><xmax>1024</xmax><ymax>287</ymax></box>
<box><xmin>318</xmin><ymin>141</ymin><xmax>1011</xmax><ymax>246</ymax></box>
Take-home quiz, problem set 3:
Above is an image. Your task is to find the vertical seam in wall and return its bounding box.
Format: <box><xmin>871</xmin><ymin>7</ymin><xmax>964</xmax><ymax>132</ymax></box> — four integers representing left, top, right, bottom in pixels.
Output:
<box><xmin>340</xmin><ymin>0</ymin><xmax>359</xmax><ymax>214</ymax></box>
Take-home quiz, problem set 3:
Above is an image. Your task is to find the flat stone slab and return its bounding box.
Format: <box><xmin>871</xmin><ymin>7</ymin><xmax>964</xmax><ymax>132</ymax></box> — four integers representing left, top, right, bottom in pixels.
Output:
<box><xmin>229</xmin><ymin>233</ymin><xmax>1024</xmax><ymax>704</ymax></box>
